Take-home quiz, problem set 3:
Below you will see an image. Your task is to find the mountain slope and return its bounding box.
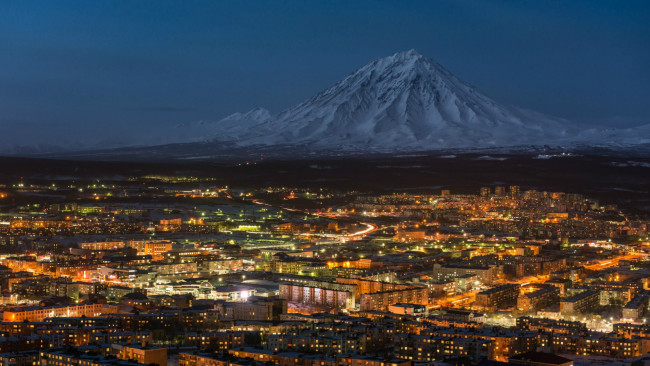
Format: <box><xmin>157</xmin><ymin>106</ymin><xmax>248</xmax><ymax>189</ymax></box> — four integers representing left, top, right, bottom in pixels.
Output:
<box><xmin>214</xmin><ymin>50</ymin><xmax>578</xmax><ymax>151</ymax></box>
<box><xmin>172</xmin><ymin>107</ymin><xmax>272</xmax><ymax>143</ymax></box>
<box><xmin>5</xmin><ymin>50</ymin><xmax>649</xmax><ymax>158</ymax></box>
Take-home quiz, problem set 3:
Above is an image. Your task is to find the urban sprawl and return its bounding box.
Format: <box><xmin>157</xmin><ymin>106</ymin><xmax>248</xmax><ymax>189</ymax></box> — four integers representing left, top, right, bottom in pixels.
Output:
<box><xmin>0</xmin><ymin>176</ymin><xmax>649</xmax><ymax>366</ymax></box>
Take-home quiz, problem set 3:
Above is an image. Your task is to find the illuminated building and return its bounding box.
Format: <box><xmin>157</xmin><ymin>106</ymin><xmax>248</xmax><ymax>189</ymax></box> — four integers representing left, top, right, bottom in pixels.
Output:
<box><xmin>559</xmin><ymin>290</ymin><xmax>599</xmax><ymax>315</ymax></box>
<box><xmin>388</xmin><ymin>303</ymin><xmax>427</xmax><ymax>316</ymax></box>
<box><xmin>79</xmin><ymin>242</ymin><xmax>125</xmax><ymax>250</ymax></box>
<box><xmin>432</xmin><ymin>263</ymin><xmax>500</xmax><ymax>285</ymax></box>
<box><xmin>394</xmin><ymin>333</ymin><xmax>493</xmax><ymax>363</ymax></box>
<box><xmin>113</xmin><ymin>344</ymin><xmax>167</xmax><ymax>366</ymax></box>
<box><xmin>393</xmin><ymin>230</ymin><xmax>425</xmax><ymax>242</ymax></box>
<box><xmin>3</xmin><ymin>303</ymin><xmax>118</xmax><ymax>322</ymax></box>
<box><xmin>223</xmin><ymin>297</ymin><xmax>287</xmax><ymax>321</ymax></box>
<box><xmin>420</xmin><ymin>327</ymin><xmax>537</xmax><ymax>361</ymax></box>
<box><xmin>184</xmin><ymin>331</ymin><xmax>245</xmax><ymax>351</ymax></box>
<box><xmin>338</xmin><ymin>355</ymin><xmax>411</xmax><ymax>366</ymax></box>
<box><xmin>229</xmin><ymin>347</ymin><xmax>338</xmax><ymax>366</ymax></box>
<box><xmin>575</xmin><ymin>281</ymin><xmax>639</xmax><ymax>306</ymax></box>
<box><xmin>509</xmin><ymin>185</ymin><xmax>520</xmax><ymax>197</ymax></box>
<box><xmin>279</xmin><ymin>283</ymin><xmax>355</xmax><ymax>309</ymax></box>
<box><xmin>516</xmin><ymin>317</ymin><xmax>587</xmax><ymax>334</ymax></box>
<box><xmin>429</xmin><ymin>280</ymin><xmax>455</xmax><ymax>296</ymax></box>
<box><xmin>126</xmin><ymin>240</ymin><xmax>173</xmax><ymax>258</ymax></box>
<box><xmin>0</xmin><ymin>350</ymin><xmax>39</xmax><ymax>366</ymax></box>
<box><xmin>621</xmin><ymin>292</ymin><xmax>649</xmax><ymax>321</ymax></box>
<box><xmin>475</xmin><ymin>284</ymin><xmax>519</xmax><ymax>309</ymax></box>
<box><xmin>335</xmin><ymin>277</ymin><xmax>413</xmax><ymax>301</ymax></box>
<box><xmin>179</xmin><ymin>351</ymin><xmax>229</xmax><ymax>366</ymax></box>
<box><xmin>517</xmin><ymin>286</ymin><xmax>560</xmax><ymax>312</ymax></box>
<box><xmin>359</xmin><ymin>287</ymin><xmax>429</xmax><ymax>312</ymax></box>
<box><xmin>40</xmin><ymin>348</ymin><xmax>147</xmax><ymax>366</ymax></box>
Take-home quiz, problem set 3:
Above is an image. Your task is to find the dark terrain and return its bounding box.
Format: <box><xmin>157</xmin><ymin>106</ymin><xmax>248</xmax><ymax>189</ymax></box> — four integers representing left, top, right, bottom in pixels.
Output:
<box><xmin>1</xmin><ymin>152</ymin><xmax>649</xmax><ymax>215</ymax></box>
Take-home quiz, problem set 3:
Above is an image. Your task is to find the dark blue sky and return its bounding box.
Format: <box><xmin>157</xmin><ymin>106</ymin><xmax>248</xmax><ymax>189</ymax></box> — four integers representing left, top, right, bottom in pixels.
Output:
<box><xmin>1</xmin><ymin>0</ymin><xmax>649</xmax><ymax>146</ymax></box>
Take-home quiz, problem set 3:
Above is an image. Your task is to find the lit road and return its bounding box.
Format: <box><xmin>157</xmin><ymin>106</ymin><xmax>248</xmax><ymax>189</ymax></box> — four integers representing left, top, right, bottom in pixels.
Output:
<box><xmin>512</xmin><ymin>275</ymin><xmax>549</xmax><ymax>285</ymax></box>
<box><xmin>244</xmin><ymin>193</ymin><xmax>379</xmax><ymax>241</ymax></box>
<box><xmin>345</xmin><ymin>222</ymin><xmax>378</xmax><ymax>238</ymax></box>
<box><xmin>584</xmin><ymin>253</ymin><xmax>645</xmax><ymax>271</ymax></box>
<box><xmin>430</xmin><ymin>291</ymin><xmax>477</xmax><ymax>309</ymax></box>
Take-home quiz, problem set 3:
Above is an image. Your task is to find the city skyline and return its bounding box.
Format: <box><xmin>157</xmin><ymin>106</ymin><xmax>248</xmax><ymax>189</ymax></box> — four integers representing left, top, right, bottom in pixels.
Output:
<box><xmin>1</xmin><ymin>3</ymin><xmax>650</xmax><ymax>366</ymax></box>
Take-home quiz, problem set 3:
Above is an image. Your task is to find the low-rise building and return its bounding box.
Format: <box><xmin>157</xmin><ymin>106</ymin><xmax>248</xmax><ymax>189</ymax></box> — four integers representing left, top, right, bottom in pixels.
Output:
<box><xmin>112</xmin><ymin>343</ymin><xmax>167</xmax><ymax>366</ymax></box>
<box><xmin>517</xmin><ymin>286</ymin><xmax>559</xmax><ymax>312</ymax></box>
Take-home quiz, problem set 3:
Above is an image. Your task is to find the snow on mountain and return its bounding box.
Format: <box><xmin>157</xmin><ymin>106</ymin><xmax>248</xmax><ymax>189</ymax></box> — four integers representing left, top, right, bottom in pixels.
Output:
<box><xmin>213</xmin><ymin>49</ymin><xmax>579</xmax><ymax>151</ymax></box>
<box><xmin>3</xmin><ymin>50</ymin><xmax>647</xmax><ymax>157</ymax></box>
<box><xmin>222</xmin><ymin>107</ymin><xmax>273</xmax><ymax>125</ymax></box>
<box><xmin>213</xmin><ymin>107</ymin><xmax>273</xmax><ymax>139</ymax></box>
<box><xmin>173</xmin><ymin>107</ymin><xmax>272</xmax><ymax>143</ymax></box>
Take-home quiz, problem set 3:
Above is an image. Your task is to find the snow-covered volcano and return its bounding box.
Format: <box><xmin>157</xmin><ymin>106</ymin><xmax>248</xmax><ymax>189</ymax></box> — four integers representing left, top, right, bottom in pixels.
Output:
<box><xmin>210</xmin><ymin>49</ymin><xmax>578</xmax><ymax>150</ymax></box>
<box><xmin>5</xmin><ymin>50</ymin><xmax>648</xmax><ymax>157</ymax></box>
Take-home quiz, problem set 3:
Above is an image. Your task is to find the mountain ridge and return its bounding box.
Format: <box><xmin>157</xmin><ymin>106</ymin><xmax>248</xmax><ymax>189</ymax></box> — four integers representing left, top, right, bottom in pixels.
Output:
<box><xmin>2</xmin><ymin>50</ymin><xmax>649</xmax><ymax>157</ymax></box>
<box><xmin>204</xmin><ymin>49</ymin><xmax>581</xmax><ymax>150</ymax></box>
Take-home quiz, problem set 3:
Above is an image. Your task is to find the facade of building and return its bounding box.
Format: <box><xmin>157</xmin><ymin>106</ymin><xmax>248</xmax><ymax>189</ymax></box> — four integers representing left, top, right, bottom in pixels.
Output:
<box><xmin>279</xmin><ymin>283</ymin><xmax>355</xmax><ymax>309</ymax></box>
<box><xmin>517</xmin><ymin>286</ymin><xmax>560</xmax><ymax>312</ymax></box>
<box><xmin>3</xmin><ymin>304</ymin><xmax>118</xmax><ymax>322</ymax></box>
<box><xmin>560</xmin><ymin>290</ymin><xmax>599</xmax><ymax>315</ymax></box>
<box><xmin>432</xmin><ymin>264</ymin><xmax>500</xmax><ymax>285</ymax></box>
<box><xmin>360</xmin><ymin>287</ymin><xmax>429</xmax><ymax>312</ymax></box>
<box><xmin>113</xmin><ymin>344</ymin><xmax>167</xmax><ymax>366</ymax></box>
<box><xmin>475</xmin><ymin>284</ymin><xmax>519</xmax><ymax>309</ymax></box>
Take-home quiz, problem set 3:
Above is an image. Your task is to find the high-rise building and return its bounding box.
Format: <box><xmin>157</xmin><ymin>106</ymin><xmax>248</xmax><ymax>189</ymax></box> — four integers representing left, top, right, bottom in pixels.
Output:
<box><xmin>510</xmin><ymin>185</ymin><xmax>520</xmax><ymax>197</ymax></box>
<box><xmin>480</xmin><ymin>187</ymin><xmax>491</xmax><ymax>197</ymax></box>
<box><xmin>475</xmin><ymin>284</ymin><xmax>519</xmax><ymax>309</ymax></box>
<box><xmin>494</xmin><ymin>186</ymin><xmax>506</xmax><ymax>196</ymax></box>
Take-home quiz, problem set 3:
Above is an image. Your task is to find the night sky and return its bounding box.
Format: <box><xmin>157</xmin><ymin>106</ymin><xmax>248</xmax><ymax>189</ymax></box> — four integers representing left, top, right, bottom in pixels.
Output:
<box><xmin>1</xmin><ymin>1</ymin><xmax>649</xmax><ymax>148</ymax></box>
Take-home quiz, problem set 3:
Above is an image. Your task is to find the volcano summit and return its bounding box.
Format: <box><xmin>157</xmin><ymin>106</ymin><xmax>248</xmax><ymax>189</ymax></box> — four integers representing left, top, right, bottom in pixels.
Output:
<box><xmin>9</xmin><ymin>50</ymin><xmax>650</xmax><ymax>158</ymax></box>
<box><xmin>213</xmin><ymin>49</ymin><xmax>578</xmax><ymax>151</ymax></box>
